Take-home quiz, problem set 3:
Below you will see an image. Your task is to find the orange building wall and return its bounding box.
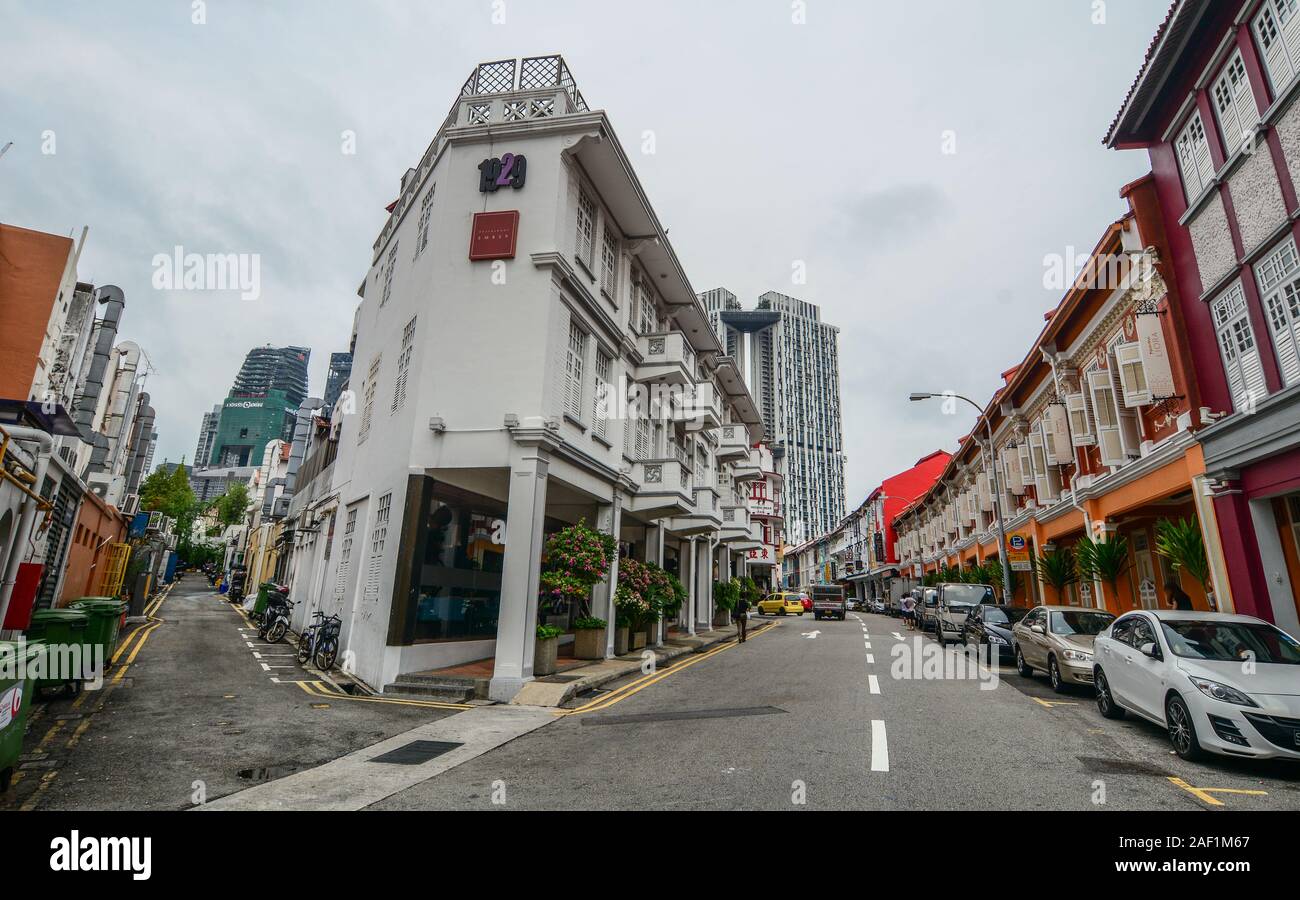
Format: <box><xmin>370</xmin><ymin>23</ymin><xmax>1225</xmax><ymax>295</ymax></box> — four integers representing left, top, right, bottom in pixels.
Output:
<box><xmin>57</xmin><ymin>491</ymin><xmax>128</xmax><ymax>605</ymax></box>
<box><xmin>0</xmin><ymin>224</ymin><xmax>72</xmax><ymax>400</ymax></box>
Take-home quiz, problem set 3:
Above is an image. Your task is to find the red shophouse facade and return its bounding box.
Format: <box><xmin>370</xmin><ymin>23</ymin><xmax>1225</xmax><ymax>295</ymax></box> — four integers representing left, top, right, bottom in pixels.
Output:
<box><xmin>1107</xmin><ymin>0</ymin><xmax>1300</xmax><ymax>632</ymax></box>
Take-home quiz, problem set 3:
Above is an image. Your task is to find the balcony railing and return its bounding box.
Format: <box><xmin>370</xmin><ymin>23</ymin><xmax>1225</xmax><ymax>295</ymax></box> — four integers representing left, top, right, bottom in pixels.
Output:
<box><xmin>634</xmin><ymin>333</ymin><xmax>695</xmax><ymax>386</ymax></box>
<box><xmin>629</xmin><ymin>458</ymin><xmax>693</xmax><ymax>519</ymax></box>
<box><xmin>715</xmin><ymin>424</ymin><xmax>750</xmax><ymax>461</ymax></box>
<box><xmin>730</xmin><ymin>448</ymin><xmax>763</xmax><ymax>483</ymax></box>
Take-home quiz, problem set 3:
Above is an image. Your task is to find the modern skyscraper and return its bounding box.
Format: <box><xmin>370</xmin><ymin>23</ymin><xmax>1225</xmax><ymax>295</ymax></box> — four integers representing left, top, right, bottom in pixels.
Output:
<box><xmin>231</xmin><ymin>345</ymin><xmax>310</xmax><ymax>407</ymax></box>
<box><xmin>208</xmin><ymin>346</ymin><xmax>311</xmax><ymax>468</ymax></box>
<box><xmin>702</xmin><ymin>288</ymin><xmax>846</xmax><ymax>545</ymax></box>
<box><xmin>194</xmin><ymin>403</ymin><xmax>221</xmax><ymax>467</ymax></box>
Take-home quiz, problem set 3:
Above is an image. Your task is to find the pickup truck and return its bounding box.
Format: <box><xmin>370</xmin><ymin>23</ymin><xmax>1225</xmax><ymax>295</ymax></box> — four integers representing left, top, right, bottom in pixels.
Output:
<box><xmin>811</xmin><ymin>585</ymin><xmax>847</xmax><ymax>621</ymax></box>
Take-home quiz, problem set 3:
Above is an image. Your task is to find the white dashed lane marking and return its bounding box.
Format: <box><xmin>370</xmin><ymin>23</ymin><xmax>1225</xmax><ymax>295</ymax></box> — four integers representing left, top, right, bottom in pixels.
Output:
<box><xmin>870</xmin><ymin>720</ymin><xmax>889</xmax><ymax>772</ymax></box>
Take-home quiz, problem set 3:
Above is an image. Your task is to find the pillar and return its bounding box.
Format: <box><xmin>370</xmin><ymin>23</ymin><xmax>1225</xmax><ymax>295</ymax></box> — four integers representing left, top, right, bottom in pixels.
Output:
<box><xmin>595</xmin><ymin>498</ymin><xmax>622</xmax><ymax>659</ymax></box>
<box><xmin>685</xmin><ymin>536</ymin><xmax>697</xmax><ymax>637</ymax></box>
<box><xmin>489</xmin><ymin>444</ymin><xmax>551</xmax><ymax>702</ymax></box>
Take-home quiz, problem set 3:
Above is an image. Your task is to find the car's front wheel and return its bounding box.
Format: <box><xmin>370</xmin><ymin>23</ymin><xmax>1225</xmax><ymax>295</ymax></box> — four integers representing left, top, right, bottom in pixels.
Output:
<box><xmin>1015</xmin><ymin>646</ymin><xmax>1034</xmax><ymax>678</ymax></box>
<box><xmin>1049</xmin><ymin>656</ymin><xmax>1066</xmax><ymax>693</ymax></box>
<box><xmin>1166</xmin><ymin>694</ymin><xmax>1204</xmax><ymax>761</ymax></box>
<box><xmin>1095</xmin><ymin>668</ymin><xmax>1125</xmax><ymax>720</ymax></box>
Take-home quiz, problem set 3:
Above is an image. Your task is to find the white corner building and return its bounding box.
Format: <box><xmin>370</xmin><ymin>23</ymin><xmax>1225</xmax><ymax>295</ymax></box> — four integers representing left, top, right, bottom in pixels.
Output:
<box><xmin>312</xmin><ymin>57</ymin><xmax>774</xmax><ymax>701</ymax></box>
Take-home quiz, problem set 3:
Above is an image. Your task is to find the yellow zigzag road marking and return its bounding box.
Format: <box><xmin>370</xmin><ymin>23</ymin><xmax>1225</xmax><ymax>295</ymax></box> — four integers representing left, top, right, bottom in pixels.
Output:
<box><xmin>1167</xmin><ymin>776</ymin><xmax>1268</xmax><ymax>807</ymax></box>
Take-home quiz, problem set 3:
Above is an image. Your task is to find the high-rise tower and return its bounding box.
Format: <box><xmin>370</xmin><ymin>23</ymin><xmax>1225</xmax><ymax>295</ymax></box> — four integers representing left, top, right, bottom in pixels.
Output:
<box><xmin>701</xmin><ymin>289</ymin><xmax>846</xmax><ymax>545</ymax></box>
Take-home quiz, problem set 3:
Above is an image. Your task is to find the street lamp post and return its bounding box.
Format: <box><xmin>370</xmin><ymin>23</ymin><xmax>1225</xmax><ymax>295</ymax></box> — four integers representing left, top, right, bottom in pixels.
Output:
<box><xmin>909</xmin><ymin>392</ymin><xmax>1014</xmax><ymax>604</ymax></box>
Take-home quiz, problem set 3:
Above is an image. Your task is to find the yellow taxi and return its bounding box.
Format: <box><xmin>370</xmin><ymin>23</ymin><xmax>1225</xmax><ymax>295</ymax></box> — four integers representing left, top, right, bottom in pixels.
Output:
<box><xmin>757</xmin><ymin>592</ymin><xmax>806</xmax><ymax>616</ymax></box>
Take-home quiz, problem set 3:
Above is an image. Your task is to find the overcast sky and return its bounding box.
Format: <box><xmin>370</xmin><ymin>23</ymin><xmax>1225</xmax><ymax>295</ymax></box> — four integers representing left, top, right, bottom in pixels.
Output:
<box><xmin>1</xmin><ymin>0</ymin><xmax>1169</xmax><ymax>506</ymax></box>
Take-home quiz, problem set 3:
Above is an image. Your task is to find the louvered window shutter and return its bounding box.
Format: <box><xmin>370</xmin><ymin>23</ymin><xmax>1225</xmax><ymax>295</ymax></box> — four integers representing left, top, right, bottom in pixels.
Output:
<box><xmin>1089</xmin><ymin>369</ymin><xmax>1127</xmax><ymax>466</ymax></box>
<box><xmin>1115</xmin><ymin>342</ymin><xmax>1153</xmax><ymax>407</ymax></box>
<box><xmin>1066</xmin><ymin>393</ymin><xmax>1095</xmax><ymax>447</ymax></box>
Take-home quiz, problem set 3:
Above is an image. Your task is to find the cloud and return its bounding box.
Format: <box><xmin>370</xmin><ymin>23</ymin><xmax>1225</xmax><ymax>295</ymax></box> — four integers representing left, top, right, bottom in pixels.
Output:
<box><xmin>829</xmin><ymin>183</ymin><xmax>950</xmax><ymax>250</ymax></box>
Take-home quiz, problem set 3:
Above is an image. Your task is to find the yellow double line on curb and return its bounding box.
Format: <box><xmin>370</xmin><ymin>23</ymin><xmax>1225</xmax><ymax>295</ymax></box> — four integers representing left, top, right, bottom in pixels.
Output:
<box><xmin>555</xmin><ymin>621</ymin><xmax>779</xmax><ymax>718</ymax></box>
<box><xmin>10</xmin><ymin>585</ymin><xmax>174</xmax><ymax>809</ymax></box>
<box><xmin>294</xmin><ymin>679</ymin><xmax>473</xmax><ymax>711</ymax></box>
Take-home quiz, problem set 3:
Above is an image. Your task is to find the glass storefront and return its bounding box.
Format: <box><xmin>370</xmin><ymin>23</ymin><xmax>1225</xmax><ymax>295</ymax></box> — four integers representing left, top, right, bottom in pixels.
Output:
<box><xmin>407</xmin><ymin>481</ymin><xmax>508</xmax><ymax>643</ymax></box>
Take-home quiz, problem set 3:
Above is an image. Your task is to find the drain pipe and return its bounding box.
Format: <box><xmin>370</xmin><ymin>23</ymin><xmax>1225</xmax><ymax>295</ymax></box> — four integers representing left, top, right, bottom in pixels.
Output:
<box><xmin>0</xmin><ymin>426</ymin><xmax>54</xmax><ymax>634</ymax></box>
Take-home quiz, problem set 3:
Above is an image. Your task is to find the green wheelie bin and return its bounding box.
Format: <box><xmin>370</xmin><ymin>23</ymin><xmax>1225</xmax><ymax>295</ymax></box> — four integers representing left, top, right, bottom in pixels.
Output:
<box><xmin>253</xmin><ymin>582</ymin><xmax>276</xmax><ymax>620</ymax></box>
<box><xmin>0</xmin><ymin>640</ymin><xmax>44</xmax><ymax>792</ymax></box>
<box><xmin>23</xmin><ymin>608</ymin><xmax>91</xmax><ymax>697</ymax></box>
<box><xmin>69</xmin><ymin>597</ymin><xmax>127</xmax><ymax>661</ymax></box>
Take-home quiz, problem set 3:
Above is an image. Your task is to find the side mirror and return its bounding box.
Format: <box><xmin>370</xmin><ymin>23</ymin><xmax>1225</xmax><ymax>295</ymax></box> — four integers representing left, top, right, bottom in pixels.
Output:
<box><xmin>1031</xmin><ymin>624</ymin><xmax>1045</xmax><ymax>635</ymax></box>
<box><xmin>1139</xmin><ymin>641</ymin><xmax>1161</xmax><ymax>659</ymax></box>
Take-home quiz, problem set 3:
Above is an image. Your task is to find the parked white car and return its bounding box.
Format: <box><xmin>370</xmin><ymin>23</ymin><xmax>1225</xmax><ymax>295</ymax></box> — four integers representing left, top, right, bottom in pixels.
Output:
<box><xmin>1093</xmin><ymin>610</ymin><xmax>1300</xmax><ymax>762</ymax></box>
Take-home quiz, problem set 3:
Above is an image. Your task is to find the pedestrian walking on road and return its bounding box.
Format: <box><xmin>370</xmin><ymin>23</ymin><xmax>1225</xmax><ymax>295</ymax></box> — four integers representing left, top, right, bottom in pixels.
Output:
<box><xmin>901</xmin><ymin>592</ymin><xmax>916</xmax><ymax>629</ymax></box>
<box><xmin>734</xmin><ymin>593</ymin><xmax>750</xmax><ymax>643</ymax></box>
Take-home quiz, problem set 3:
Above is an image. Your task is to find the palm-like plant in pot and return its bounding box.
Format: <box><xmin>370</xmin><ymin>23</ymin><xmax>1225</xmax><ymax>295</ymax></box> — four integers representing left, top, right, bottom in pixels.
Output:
<box><xmin>1155</xmin><ymin>518</ymin><xmax>1213</xmax><ymax>607</ymax></box>
<box><xmin>1034</xmin><ymin>547</ymin><xmax>1077</xmax><ymax>604</ymax></box>
<box><xmin>1077</xmin><ymin>533</ymin><xmax>1131</xmax><ymax>608</ymax></box>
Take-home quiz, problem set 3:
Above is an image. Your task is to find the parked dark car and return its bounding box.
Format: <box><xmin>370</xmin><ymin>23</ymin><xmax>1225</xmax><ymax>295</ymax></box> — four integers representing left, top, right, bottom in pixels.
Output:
<box><xmin>963</xmin><ymin>604</ymin><xmax>1030</xmax><ymax>661</ymax></box>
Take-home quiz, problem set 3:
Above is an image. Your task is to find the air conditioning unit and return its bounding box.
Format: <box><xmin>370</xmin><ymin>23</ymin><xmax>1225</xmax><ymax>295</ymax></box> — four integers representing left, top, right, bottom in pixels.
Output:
<box><xmin>273</xmin><ymin>497</ymin><xmax>291</xmax><ymax>518</ymax></box>
<box><xmin>146</xmin><ymin>510</ymin><xmax>162</xmax><ymax>531</ymax></box>
<box><xmin>121</xmin><ymin>495</ymin><xmax>139</xmax><ymax>515</ymax></box>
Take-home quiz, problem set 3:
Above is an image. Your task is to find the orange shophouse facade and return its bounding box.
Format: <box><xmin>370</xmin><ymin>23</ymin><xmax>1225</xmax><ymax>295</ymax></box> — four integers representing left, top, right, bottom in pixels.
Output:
<box><xmin>895</xmin><ymin>176</ymin><xmax>1232</xmax><ymax>616</ymax></box>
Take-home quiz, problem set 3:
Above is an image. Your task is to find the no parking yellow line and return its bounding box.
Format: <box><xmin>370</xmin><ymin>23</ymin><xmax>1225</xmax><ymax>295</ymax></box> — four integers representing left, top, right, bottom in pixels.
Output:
<box><xmin>556</xmin><ymin>620</ymin><xmax>779</xmax><ymax>718</ymax></box>
<box><xmin>294</xmin><ymin>679</ymin><xmax>472</xmax><ymax>711</ymax></box>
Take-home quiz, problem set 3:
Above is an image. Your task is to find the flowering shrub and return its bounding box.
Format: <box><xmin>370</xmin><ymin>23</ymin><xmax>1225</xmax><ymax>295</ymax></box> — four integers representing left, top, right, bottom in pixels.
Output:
<box><xmin>539</xmin><ymin>519</ymin><xmax>617</xmax><ymax>619</ymax></box>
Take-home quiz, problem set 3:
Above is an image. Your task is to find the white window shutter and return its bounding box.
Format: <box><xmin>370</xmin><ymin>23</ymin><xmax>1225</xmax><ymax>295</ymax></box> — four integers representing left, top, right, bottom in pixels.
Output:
<box><xmin>1065</xmin><ymin>393</ymin><xmax>1095</xmax><ymax>446</ymax></box>
<box><xmin>1002</xmin><ymin>446</ymin><xmax>1023</xmax><ymax>495</ymax></box>
<box><xmin>1089</xmin><ymin>369</ymin><xmax>1127</xmax><ymax>466</ymax></box>
<box><xmin>1115</xmin><ymin>341</ymin><xmax>1153</xmax><ymax>407</ymax></box>
<box><xmin>1018</xmin><ymin>443</ymin><xmax>1034</xmax><ymax>491</ymax></box>
<box><xmin>1256</xmin><ymin>3</ymin><xmax>1297</xmax><ymax>93</ymax></box>
<box><xmin>1212</xmin><ymin>282</ymin><xmax>1269</xmax><ymax>411</ymax></box>
<box><xmin>1041</xmin><ymin>406</ymin><xmax>1069</xmax><ymax>465</ymax></box>
<box><xmin>1107</xmin><ymin>360</ymin><xmax>1143</xmax><ymax>456</ymax></box>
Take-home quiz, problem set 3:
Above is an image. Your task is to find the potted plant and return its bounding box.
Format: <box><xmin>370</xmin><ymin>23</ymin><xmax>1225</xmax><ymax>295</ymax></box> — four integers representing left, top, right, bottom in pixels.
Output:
<box><xmin>712</xmin><ymin>578</ymin><xmax>739</xmax><ymax>627</ymax></box>
<box><xmin>539</xmin><ymin>519</ymin><xmax>617</xmax><ymax>618</ymax></box>
<box><xmin>1033</xmin><ymin>547</ymin><xmax>1077</xmax><ymax>604</ymax></box>
<box><xmin>572</xmin><ymin>615</ymin><xmax>607</xmax><ymax>660</ymax></box>
<box><xmin>1155</xmin><ymin>518</ymin><xmax>1213</xmax><ymax>608</ymax></box>
<box><xmin>1077</xmin><ymin>533</ymin><xmax>1131</xmax><ymax>609</ymax></box>
<box><xmin>614</xmin><ymin>612</ymin><xmax>631</xmax><ymax>655</ymax></box>
<box><xmin>535</xmin><ymin>624</ymin><xmax>563</xmax><ymax>677</ymax></box>
<box><xmin>615</xmin><ymin>558</ymin><xmax>655</xmax><ymax>650</ymax></box>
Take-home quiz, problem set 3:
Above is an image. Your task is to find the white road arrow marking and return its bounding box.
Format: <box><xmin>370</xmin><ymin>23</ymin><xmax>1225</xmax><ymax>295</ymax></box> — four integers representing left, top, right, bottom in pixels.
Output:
<box><xmin>892</xmin><ymin>632</ymin><xmax>905</xmax><ymax>641</ymax></box>
<box><xmin>802</xmin><ymin>631</ymin><xmax>821</xmax><ymax>639</ymax></box>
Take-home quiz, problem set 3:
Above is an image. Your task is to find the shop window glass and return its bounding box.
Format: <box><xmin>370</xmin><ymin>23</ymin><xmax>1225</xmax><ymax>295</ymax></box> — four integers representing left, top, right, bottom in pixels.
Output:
<box><xmin>409</xmin><ymin>485</ymin><xmax>507</xmax><ymax>643</ymax></box>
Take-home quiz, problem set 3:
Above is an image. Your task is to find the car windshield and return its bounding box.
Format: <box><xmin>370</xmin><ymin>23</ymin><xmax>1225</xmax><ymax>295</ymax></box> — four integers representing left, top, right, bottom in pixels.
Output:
<box><xmin>1050</xmin><ymin>610</ymin><xmax>1114</xmax><ymax>636</ymax></box>
<box><xmin>1160</xmin><ymin>620</ymin><xmax>1300</xmax><ymax>664</ymax></box>
<box><xmin>944</xmin><ymin>585</ymin><xmax>994</xmax><ymax>605</ymax></box>
<box><xmin>984</xmin><ymin>607</ymin><xmax>1028</xmax><ymax>626</ymax></box>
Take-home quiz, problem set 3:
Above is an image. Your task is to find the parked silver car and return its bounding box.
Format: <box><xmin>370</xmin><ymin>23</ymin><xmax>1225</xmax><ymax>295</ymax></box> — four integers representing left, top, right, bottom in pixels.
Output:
<box><xmin>1012</xmin><ymin>606</ymin><xmax>1116</xmax><ymax>692</ymax></box>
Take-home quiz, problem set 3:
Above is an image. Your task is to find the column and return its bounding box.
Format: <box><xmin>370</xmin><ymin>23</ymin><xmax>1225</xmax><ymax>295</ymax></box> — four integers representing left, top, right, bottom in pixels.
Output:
<box><xmin>653</xmin><ymin>524</ymin><xmax>665</xmax><ymax>647</ymax></box>
<box><xmin>489</xmin><ymin>444</ymin><xmax>551</xmax><ymax>702</ymax></box>
<box><xmin>594</xmin><ymin>497</ymin><xmax>622</xmax><ymax>659</ymax></box>
<box><xmin>685</xmin><ymin>536</ymin><xmax>697</xmax><ymax>637</ymax></box>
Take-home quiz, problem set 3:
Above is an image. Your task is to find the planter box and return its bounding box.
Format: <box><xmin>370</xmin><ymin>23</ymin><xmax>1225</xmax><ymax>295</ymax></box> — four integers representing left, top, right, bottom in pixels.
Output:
<box><xmin>630</xmin><ymin>631</ymin><xmax>646</xmax><ymax>651</ymax></box>
<box><xmin>534</xmin><ymin>635</ymin><xmax>558</xmax><ymax>676</ymax></box>
<box><xmin>574</xmin><ymin>628</ymin><xmax>604</xmax><ymax>660</ymax></box>
<box><xmin>714</xmin><ymin>611</ymin><xmax>733</xmax><ymax>628</ymax></box>
<box><xmin>615</xmin><ymin>626</ymin><xmax>629</xmax><ymax>656</ymax></box>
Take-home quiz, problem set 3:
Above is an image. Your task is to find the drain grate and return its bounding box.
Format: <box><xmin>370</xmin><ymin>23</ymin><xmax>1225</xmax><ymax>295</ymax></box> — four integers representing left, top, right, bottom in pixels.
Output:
<box><xmin>1076</xmin><ymin>755</ymin><xmax>1171</xmax><ymax>778</ymax></box>
<box><xmin>582</xmin><ymin>706</ymin><xmax>786</xmax><ymax>727</ymax></box>
<box><xmin>369</xmin><ymin>740</ymin><xmax>464</xmax><ymax>765</ymax></box>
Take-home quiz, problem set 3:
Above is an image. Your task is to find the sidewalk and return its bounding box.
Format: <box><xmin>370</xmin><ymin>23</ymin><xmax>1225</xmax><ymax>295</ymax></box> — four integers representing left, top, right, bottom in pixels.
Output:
<box><xmin>510</xmin><ymin>624</ymin><xmax>749</xmax><ymax>707</ymax></box>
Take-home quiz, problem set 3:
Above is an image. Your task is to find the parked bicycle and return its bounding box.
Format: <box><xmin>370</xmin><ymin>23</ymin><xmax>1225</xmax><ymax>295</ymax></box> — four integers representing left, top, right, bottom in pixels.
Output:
<box><xmin>297</xmin><ymin>611</ymin><xmax>341</xmax><ymax>670</ymax></box>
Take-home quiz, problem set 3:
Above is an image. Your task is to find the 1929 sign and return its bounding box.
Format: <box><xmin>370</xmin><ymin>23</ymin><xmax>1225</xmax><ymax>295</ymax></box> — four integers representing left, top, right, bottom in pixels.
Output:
<box><xmin>478</xmin><ymin>153</ymin><xmax>527</xmax><ymax>192</ymax></box>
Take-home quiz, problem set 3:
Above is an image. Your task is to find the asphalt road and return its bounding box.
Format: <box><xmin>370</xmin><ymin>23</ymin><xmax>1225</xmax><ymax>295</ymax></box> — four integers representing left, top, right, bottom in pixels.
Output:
<box><xmin>8</xmin><ymin>597</ymin><xmax>1299</xmax><ymax>811</ymax></box>
<box><xmin>372</xmin><ymin>611</ymin><xmax>1300</xmax><ymax>811</ymax></box>
<box><xmin>2</xmin><ymin>576</ymin><xmax>455</xmax><ymax>811</ymax></box>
